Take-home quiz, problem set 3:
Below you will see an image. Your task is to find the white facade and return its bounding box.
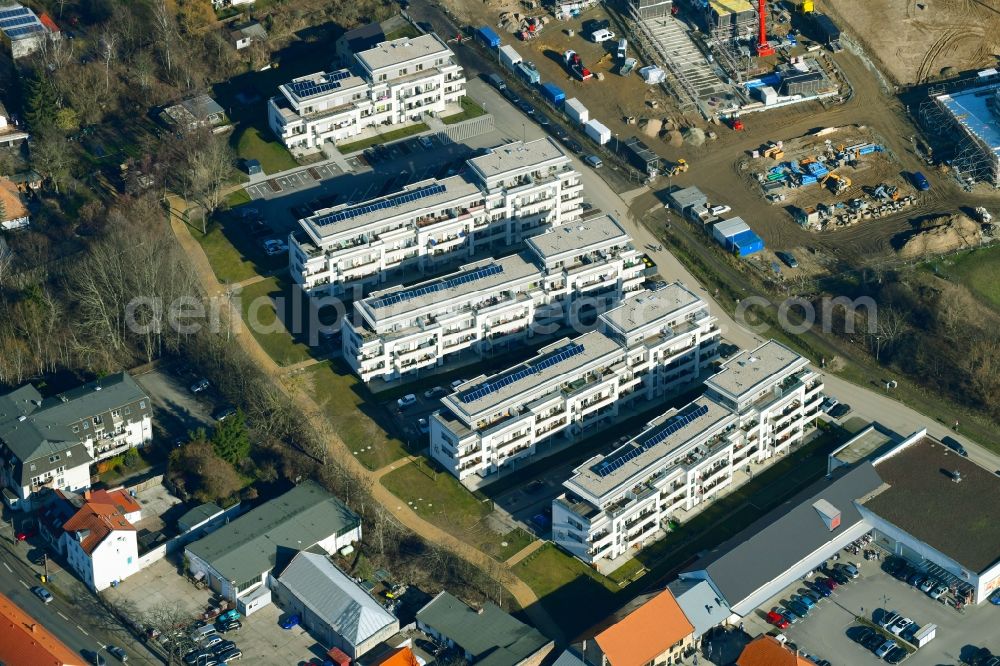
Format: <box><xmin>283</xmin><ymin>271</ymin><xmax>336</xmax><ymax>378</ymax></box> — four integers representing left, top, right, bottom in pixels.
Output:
<box><xmin>80</xmin><ymin>413</ymin><xmax>153</xmax><ymax>463</ymax></box>
<box><xmin>290</xmin><ymin>139</ymin><xmax>584</xmax><ymax>297</ymax></box>
<box><xmin>6</xmin><ymin>461</ymin><xmax>91</xmax><ymax>511</ymax></box>
<box><xmin>429</xmin><ymin>284</ymin><xmax>720</xmax><ymax>482</ymax></box>
<box><xmin>342</xmin><ymin>214</ymin><xmax>646</xmax><ymax>382</ymax></box>
<box><xmin>553</xmin><ymin>339</ymin><xmax>824</xmax><ymax>566</ymax></box>
<box><xmin>268</xmin><ymin>33</ymin><xmax>466</xmax><ymax>151</ymax></box>
<box><xmin>62</xmin><ymin>524</ymin><xmax>139</xmax><ymax>592</ymax></box>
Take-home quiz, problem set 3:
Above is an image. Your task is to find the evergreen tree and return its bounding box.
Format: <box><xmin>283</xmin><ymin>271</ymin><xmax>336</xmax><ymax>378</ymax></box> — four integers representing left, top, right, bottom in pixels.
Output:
<box><xmin>211</xmin><ymin>410</ymin><xmax>250</xmax><ymax>465</ymax></box>
<box><xmin>23</xmin><ymin>74</ymin><xmax>58</xmax><ymax>134</ymax></box>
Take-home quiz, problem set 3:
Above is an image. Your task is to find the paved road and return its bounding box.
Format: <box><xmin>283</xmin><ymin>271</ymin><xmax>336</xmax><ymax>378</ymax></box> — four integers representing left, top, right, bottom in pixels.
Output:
<box><xmin>0</xmin><ymin>534</ymin><xmax>160</xmax><ymax>664</ymax></box>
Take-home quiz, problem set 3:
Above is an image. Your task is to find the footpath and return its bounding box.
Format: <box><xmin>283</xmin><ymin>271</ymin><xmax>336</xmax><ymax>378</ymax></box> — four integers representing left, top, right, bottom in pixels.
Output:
<box><xmin>167</xmin><ymin>197</ymin><xmax>564</xmax><ymax>642</ymax></box>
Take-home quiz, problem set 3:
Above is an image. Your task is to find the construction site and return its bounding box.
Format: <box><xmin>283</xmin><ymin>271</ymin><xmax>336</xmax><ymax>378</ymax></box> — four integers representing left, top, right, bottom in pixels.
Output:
<box><xmin>741</xmin><ymin>125</ymin><xmax>919</xmax><ymax>232</ymax></box>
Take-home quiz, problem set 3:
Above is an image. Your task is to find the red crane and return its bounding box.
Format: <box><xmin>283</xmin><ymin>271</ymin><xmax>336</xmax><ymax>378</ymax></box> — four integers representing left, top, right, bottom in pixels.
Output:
<box><xmin>755</xmin><ymin>0</ymin><xmax>776</xmax><ymax>56</ymax></box>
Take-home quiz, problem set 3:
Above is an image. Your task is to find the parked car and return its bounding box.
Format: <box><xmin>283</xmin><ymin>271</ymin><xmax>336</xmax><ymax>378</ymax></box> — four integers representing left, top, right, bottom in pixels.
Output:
<box><xmin>450</xmin><ymin>379</ymin><xmax>466</xmax><ymax>390</ymax></box>
<box><xmin>563</xmin><ymin>139</ymin><xmax>584</xmax><ymax>154</ymax></box>
<box><xmin>200</xmin><ymin>635</ymin><xmax>224</xmax><ymax>649</ymax></box>
<box><xmin>86</xmin><ymin>652</ymin><xmax>107</xmax><ymax>666</ymax></box>
<box><xmin>941</xmin><ymin>436</ymin><xmax>968</xmax><ymax>456</ymax></box>
<box><xmin>184</xmin><ymin>650</ymin><xmax>213</xmax><ymax>665</ymax></box>
<box><xmin>828</xmin><ymin>403</ymin><xmax>852</xmax><ymax>419</ymax></box>
<box><xmin>212</xmin><ymin>640</ymin><xmax>236</xmax><ymax>655</ymax></box>
<box><xmin>888</xmin><ymin>617</ymin><xmax>913</xmax><ymax>636</ymax></box>
<box><xmin>820</xmin><ymin>396</ymin><xmax>839</xmax><ymax>413</ymax></box>
<box><xmin>218</xmin><ymin>648</ymin><xmax>242</xmax><ymax>662</ymax></box>
<box><xmin>262</xmin><ymin>239</ymin><xmax>288</xmax><ymax>256</ymax></box>
<box><xmin>885</xmin><ymin>646</ymin><xmax>907</xmax><ymax>664</ymax></box>
<box><xmin>280</xmin><ymin>614</ymin><xmax>300</xmax><ymax>630</ymax></box>
<box><xmin>774</xmin><ymin>606</ymin><xmax>798</xmax><ymax>624</ymax></box>
<box><xmin>584</xmin><ymin>155</ymin><xmax>603</xmax><ymax>169</ymax></box>
<box><xmin>793</xmin><ymin>594</ymin><xmax>815</xmax><ymax>609</ymax></box>
<box><xmin>31</xmin><ymin>586</ymin><xmax>53</xmax><ymax>604</ymax></box>
<box><xmin>590</xmin><ymin>28</ymin><xmax>615</xmax><ymax>42</ymax></box>
<box><xmin>212</xmin><ymin>406</ymin><xmax>237</xmax><ymax>421</ymax></box>
<box><xmin>551</xmin><ymin>126</ymin><xmax>569</xmax><ymax>140</ymax></box>
<box><xmin>190</xmin><ymin>625</ymin><xmax>218</xmax><ymax>642</ymax></box>
<box><xmin>875</xmin><ymin>639</ymin><xmax>897</xmax><ymax>659</ymax></box>
<box><xmin>190</xmin><ymin>379</ymin><xmax>210</xmax><ymax>393</ymax></box>
<box><xmin>807</xmin><ymin>580</ymin><xmax>832</xmax><ymax>597</ymax></box>
<box><xmin>878</xmin><ymin>611</ymin><xmax>900</xmax><ymax>629</ymax></box>
<box><xmin>838</xmin><ymin>562</ymin><xmax>860</xmax><ymax>579</ymax></box>
<box><xmin>766</xmin><ymin>610</ymin><xmax>789</xmax><ymax>629</ymax></box>
<box><xmin>423</xmin><ymin>387</ymin><xmax>446</xmax><ymax>399</ymax></box>
<box><xmin>911</xmin><ymin>171</ymin><xmax>930</xmax><ymax>191</ymax></box>
<box><xmin>861</xmin><ymin>633</ymin><xmax>884</xmax><ymax>651</ymax></box>
<box><xmin>918</xmin><ymin>577</ymin><xmax>936</xmax><ymax>593</ymax></box>
<box><xmin>849</xmin><ymin>626</ymin><xmax>874</xmax><ymax>645</ymax></box>
<box><xmin>16</xmin><ymin>527</ymin><xmax>36</xmax><ymax>541</ymax></box>
<box><xmin>218</xmin><ymin>610</ymin><xmax>241</xmax><ymax>623</ymax></box>
<box><xmin>485</xmin><ymin>73</ymin><xmax>506</xmax><ymax>90</ymax></box>
<box><xmin>107</xmin><ymin>646</ymin><xmax>128</xmax><ymax>662</ymax></box>
<box><xmin>517</xmin><ymin>101</ymin><xmax>535</xmax><ymax>115</ymax></box>
<box><xmin>417</xmin><ymin>418</ymin><xmax>429</xmax><ymax>435</ymax></box>
<box><xmin>824</xmin><ymin>566</ymin><xmax>850</xmax><ymax>584</ymax></box>
<box><xmin>531</xmin><ymin>513</ymin><xmax>550</xmax><ymax>529</ymax></box>
<box><xmin>786</xmin><ymin>599</ymin><xmax>810</xmax><ymax>617</ymax></box>
<box><xmin>929</xmin><ymin>583</ymin><xmax>948</xmax><ymax>599</ymax></box>
<box><xmin>397</xmin><ymin>394</ymin><xmax>417</xmax><ymax>409</ymax></box>
<box><xmin>817</xmin><ymin>576</ymin><xmax>837</xmax><ymax>590</ymax></box>
<box><xmin>217</xmin><ymin>620</ymin><xmax>241</xmax><ymax>633</ymax></box>
<box><xmin>776</xmin><ymin>251</ymin><xmax>799</xmax><ymax>268</ymax></box>
<box><xmin>989</xmin><ymin>588</ymin><xmax>1000</xmax><ymax>605</ymax></box>
<box><xmin>907</xmin><ymin>572</ymin><xmax>924</xmax><ymax>587</ymax></box>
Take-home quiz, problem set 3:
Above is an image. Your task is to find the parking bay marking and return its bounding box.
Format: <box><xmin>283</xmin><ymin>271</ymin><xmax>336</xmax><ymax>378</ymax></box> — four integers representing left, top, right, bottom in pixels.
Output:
<box><xmin>57</xmin><ymin>611</ymin><xmax>69</xmax><ymax>620</ymax></box>
<box><xmin>77</xmin><ymin>625</ymin><xmax>89</xmax><ymax>635</ymax></box>
<box><xmin>2</xmin><ymin>561</ymin><xmax>10</xmax><ymax>572</ymax></box>
<box><xmin>19</xmin><ymin>579</ymin><xmax>28</xmax><ymax>589</ymax></box>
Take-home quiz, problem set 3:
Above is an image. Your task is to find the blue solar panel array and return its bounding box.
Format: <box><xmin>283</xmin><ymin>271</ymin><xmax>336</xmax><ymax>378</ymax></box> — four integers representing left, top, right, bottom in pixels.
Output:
<box><xmin>0</xmin><ymin>14</ymin><xmax>35</xmax><ymax>29</ymax></box>
<box><xmin>460</xmin><ymin>343</ymin><xmax>585</xmax><ymax>404</ymax></box>
<box><xmin>0</xmin><ymin>6</ymin><xmax>30</xmax><ymax>20</ymax></box>
<box><xmin>5</xmin><ymin>23</ymin><xmax>42</xmax><ymax>37</ymax></box>
<box><xmin>288</xmin><ymin>70</ymin><xmax>353</xmax><ymax>99</ymax></box>
<box><xmin>594</xmin><ymin>403</ymin><xmax>710</xmax><ymax>477</ymax></box>
<box><xmin>314</xmin><ymin>183</ymin><xmax>446</xmax><ymax>227</ymax></box>
<box><xmin>371</xmin><ymin>264</ymin><xmax>503</xmax><ymax>309</ymax></box>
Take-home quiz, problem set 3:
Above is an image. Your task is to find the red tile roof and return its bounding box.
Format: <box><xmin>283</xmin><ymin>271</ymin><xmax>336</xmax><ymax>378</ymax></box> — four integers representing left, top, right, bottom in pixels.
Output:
<box><xmin>0</xmin><ymin>591</ymin><xmax>82</xmax><ymax>665</ymax></box>
<box><xmin>374</xmin><ymin>646</ymin><xmax>420</xmax><ymax>666</ymax></box>
<box><xmin>594</xmin><ymin>589</ymin><xmax>694</xmax><ymax>666</ymax></box>
<box><xmin>737</xmin><ymin>636</ymin><xmax>815</xmax><ymax>666</ymax></box>
<box><xmin>89</xmin><ymin>488</ymin><xmax>141</xmax><ymax>515</ymax></box>
<box><xmin>62</xmin><ymin>499</ymin><xmax>135</xmax><ymax>555</ymax></box>
<box><xmin>38</xmin><ymin>12</ymin><xmax>59</xmax><ymax>33</ymax></box>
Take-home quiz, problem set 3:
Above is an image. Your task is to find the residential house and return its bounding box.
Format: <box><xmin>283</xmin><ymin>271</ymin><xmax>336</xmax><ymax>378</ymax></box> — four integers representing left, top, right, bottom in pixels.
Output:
<box><xmin>0</xmin><ymin>101</ymin><xmax>28</xmax><ymax>147</ymax></box>
<box><xmin>271</xmin><ymin>551</ymin><xmax>399</xmax><ymax>658</ymax></box>
<box><xmin>342</xmin><ymin>214</ymin><xmax>645</xmax><ymax>383</ymax></box>
<box><xmin>0</xmin><ymin>591</ymin><xmax>82</xmax><ymax>665</ymax></box>
<box><xmin>572</xmin><ymin>588</ymin><xmax>695</xmax><ymax>666</ymax></box>
<box><xmin>268</xmin><ymin>33</ymin><xmax>465</xmax><ymax>151</ymax></box>
<box><xmin>229</xmin><ymin>20</ymin><xmax>267</xmax><ymax>50</ymax></box>
<box><xmin>431</xmin><ymin>283</ymin><xmax>720</xmax><ymax>482</ymax></box>
<box><xmin>290</xmin><ymin>138</ymin><xmax>584</xmax><ymax>297</ymax></box>
<box><xmin>0</xmin><ymin>179</ymin><xmax>29</xmax><ymax>230</ymax></box>
<box><xmin>416</xmin><ymin>591</ymin><xmax>553</xmax><ymax>666</ymax></box>
<box><xmin>185</xmin><ymin>481</ymin><xmax>361</xmax><ymax>609</ymax></box>
<box><xmin>47</xmin><ymin>489</ymin><xmax>141</xmax><ymax>591</ymax></box>
<box><xmin>0</xmin><ymin>373</ymin><xmax>152</xmax><ymax>510</ymax></box>
<box><xmin>161</xmin><ymin>95</ymin><xmax>230</xmax><ymax>132</ymax></box>
<box><xmin>736</xmin><ymin>635</ymin><xmax>816</xmax><ymax>666</ymax></box>
<box><xmin>335</xmin><ymin>22</ymin><xmax>385</xmax><ymax>65</ymax></box>
<box><xmin>0</xmin><ymin>3</ymin><xmax>59</xmax><ymax>58</ymax></box>
<box><xmin>666</xmin><ymin>579</ymin><xmax>730</xmax><ymax>649</ymax></box>
<box><xmin>211</xmin><ymin>0</ymin><xmax>254</xmax><ymax>8</ymax></box>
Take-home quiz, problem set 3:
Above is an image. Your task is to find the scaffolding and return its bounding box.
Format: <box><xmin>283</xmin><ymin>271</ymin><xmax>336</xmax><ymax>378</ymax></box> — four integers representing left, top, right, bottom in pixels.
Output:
<box><xmin>918</xmin><ymin>82</ymin><xmax>1000</xmax><ymax>187</ymax></box>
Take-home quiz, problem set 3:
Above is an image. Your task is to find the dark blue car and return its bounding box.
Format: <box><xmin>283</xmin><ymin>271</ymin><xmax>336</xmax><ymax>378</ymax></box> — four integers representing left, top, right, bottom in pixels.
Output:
<box><xmin>912</xmin><ymin>171</ymin><xmax>930</xmax><ymax>191</ymax></box>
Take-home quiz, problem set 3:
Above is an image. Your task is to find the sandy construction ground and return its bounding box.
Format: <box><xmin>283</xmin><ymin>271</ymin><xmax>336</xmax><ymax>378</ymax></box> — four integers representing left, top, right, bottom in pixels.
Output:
<box><xmin>826</xmin><ymin>0</ymin><xmax>1000</xmax><ymax>85</ymax></box>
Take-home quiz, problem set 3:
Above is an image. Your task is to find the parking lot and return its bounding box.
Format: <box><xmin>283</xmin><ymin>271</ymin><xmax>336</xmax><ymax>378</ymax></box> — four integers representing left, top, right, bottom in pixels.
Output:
<box><xmin>244</xmin><ymin>163</ymin><xmax>344</xmax><ymax>200</ymax></box>
<box><xmin>747</xmin><ymin>550</ymin><xmax>1000</xmax><ymax>665</ymax></box>
<box><xmin>134</xmin><ymin>367</ymin><xmax>217</xmax><ymax>443</ymax></box>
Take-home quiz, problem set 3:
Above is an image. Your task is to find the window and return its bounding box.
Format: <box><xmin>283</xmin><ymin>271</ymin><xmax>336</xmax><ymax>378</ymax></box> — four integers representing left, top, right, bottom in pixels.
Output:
<box><xmin>124</xmin><ymin>406</ymin><xmax>131</xmax><ymax>415</ymax></box>
<box><xmin>92</xmin><ymin>416</ymin><xmax>102</xmax><ymax>426</ymax></box>
<box><xmin>49</xmin><ymin>455</ymin><xmax>60</xmax><ymax>463</ymax></box>
<box><xmin>72</xmin><ymin>426</ymin><xmax>79</xmax><ymax>433</ymax></box>
<box><xmin>82</xmin><ymin>421</ymin><xmax>89</xmax><ymax>430</ymax></box>
<box><xmin>139</xmin><ymin>401</ymin><xmax>146</xmax><ymax>409</ymax></box>
<box><xmin>111</xmin><ymin>409</ymin><xmax>120</xmax><ymax>417</ymax></box>
<box><xmin>56</xmin><ymin>466</ymin><xmax>64</xmax><ymax>473</ymax></box>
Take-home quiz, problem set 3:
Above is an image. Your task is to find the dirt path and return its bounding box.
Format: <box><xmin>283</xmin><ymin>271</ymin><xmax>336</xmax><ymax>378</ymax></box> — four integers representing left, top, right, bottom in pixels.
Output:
<box><xmin>505</xmin><ymin>540</ymin><xmax>546</xmax><ymax>567</ymax></box>
<box><xmin>168</xmin><ymin>199</ymin><xmax>564</xmax><ymax>642</ymax></box>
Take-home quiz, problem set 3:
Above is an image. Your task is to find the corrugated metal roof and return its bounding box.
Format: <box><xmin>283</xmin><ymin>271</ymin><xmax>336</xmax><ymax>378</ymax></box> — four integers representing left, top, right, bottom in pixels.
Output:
<box><xmin>713</xmin><ymin>217</ymin><xmax>750</xmax><ymax>238</ymax></box>
<box><xmin>277</xmin><ymin>551</ymin><xmax>397</xmax><ymax>648</ymax></box>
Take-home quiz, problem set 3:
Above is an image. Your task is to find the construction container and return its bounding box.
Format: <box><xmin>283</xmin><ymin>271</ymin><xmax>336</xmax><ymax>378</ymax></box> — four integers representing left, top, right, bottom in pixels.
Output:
<box><xmin>712</xmin><ymin>217</ymin><xmax>765</xmax><ymax>256</ymax></box>
<box><xmin>623</xmin><ymin>136</ymin><xmax>659</xmax><ymax>176</ymax></box>
<box><xmin>499</xmin><ymin>44</ymin><xmax>522</xmax><ymax>70</ymax></box>
<box><xmin>564</xmin><ymin>98</ymin><xmax>589</xmax><ymax>125</ymax></box>
<box><xmin>476</xmin><ymin>26</ymin><xmax>501</xmax><ymax>49</ymax></box>
<box><xmin>515</xmin><ymin>61</ymin><xmax>540</xmax><ymax>84</ymax></box>
<box><xmin>539</xmin><ymin>82</ymin><xmax>566</xmax><ymax>107</ymax></box>
<box><xmin>754</xmin><ymin>85</ymin><xmax>779</xmax><ymax>105</ymax></box>
<box><xmin>913</xmin><ymin>625</ymin><xmax>936</xmax><ymax>648</ymax></box>
<box><xmin>584</xmin><ymin>119</ymin><xmax>611</xmax><ymax>145</ymax></box>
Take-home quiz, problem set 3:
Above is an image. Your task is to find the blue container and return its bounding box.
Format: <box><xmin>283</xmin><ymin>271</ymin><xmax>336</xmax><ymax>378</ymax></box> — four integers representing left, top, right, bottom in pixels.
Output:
<box><xmin>731</xmin><ymin>230</ymin><xmax>765</xmax><ymax>256</ymax></box>
<box><xmin>476</xmin><ymin>26</ymin><xmax>501</xmax><ymax>49</ymax></box>
<box><xmin>539</xmin><ymin>82</ymin><xmax>566</xmax><ymax>106</ymax></box>
<box><xmin>800</xmin><ymin>175</ymin><xmax>817</xmax><ymax>185</ymax></box>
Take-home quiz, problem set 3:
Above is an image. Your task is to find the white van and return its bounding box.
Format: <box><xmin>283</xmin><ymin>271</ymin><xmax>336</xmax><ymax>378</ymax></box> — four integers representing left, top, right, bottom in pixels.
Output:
<box><xmin>590</xmin><ymin>29</ymin><xmax>615</xmax><ymax>43</ymax></box>
<box><xmin>190</xmin><ymin>624</ymin><xmax>218</xmax><ymax>642</ymax></box>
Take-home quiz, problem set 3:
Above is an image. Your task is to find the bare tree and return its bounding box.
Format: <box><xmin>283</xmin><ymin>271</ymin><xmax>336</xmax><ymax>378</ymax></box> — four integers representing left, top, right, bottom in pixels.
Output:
<box><xmin>152</xmin><ymin>0</ymin><xmax>176</xmax><ymax>75</ymax></box>
<box><xmin>101</xmin><ymin>29</ymin><xmax>119</xmax><ymax>94</ymax></box>
<box><xmin>30</xmin><ymin>133</ymin><xmax>72</xmax><ymax>194</ymax></box>
<box><xmin>0</xmin><ymin>242</ymin><xmax>13</xmax><ymax>288</ymax></box>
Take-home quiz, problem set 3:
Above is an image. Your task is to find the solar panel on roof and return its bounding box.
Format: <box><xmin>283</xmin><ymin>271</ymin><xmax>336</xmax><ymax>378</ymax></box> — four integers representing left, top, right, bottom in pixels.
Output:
<box><xmin>0</xmin><ymin>14</ymin><xmax>35</xmax><ymax>29</ymax></box>
<box><xmin>5</xmin><ymin>23</ymin><xmax>41</xmax><ymax>37</ymax></box>
<box><xmin>370</xmin><ymin>264</ymin><xmax>503</xmax><ymax>308</ymax></box>
<box><xmin>0</xmin><ymin>6</ymin><xmax>30</xmax><ymax>19</ymax></box>
<box><xmin>459</xmin><ymin>343</ymin><xmax>585</xmax><ymax>403</ymax></box>
<box><xmin>594</xmin><ymin>403</ymin><xmax>710</xmax><ymax>477</ymax></box>
<box><xmin>313</xmin><ymin>183</ymin><xmax>447</xmax><ymax>228</ymax></box>
<box><xmin>329</xmin><ymin>70</ymin><xmax>352</xmax><ymax>81</ymax></box>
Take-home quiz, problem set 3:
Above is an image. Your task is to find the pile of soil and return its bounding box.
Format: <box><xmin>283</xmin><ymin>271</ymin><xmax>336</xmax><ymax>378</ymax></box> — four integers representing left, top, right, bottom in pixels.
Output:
<box><xmin>896</xmin><ymin>213</ymin><xmax>982</xmax><ymax>259</ymax></box>
<box><xmin>665</xmin><ymin>130</ymin><xmax>683</xmax><ymax>146</ymax></box>
<box><xmin>641</xmin><ymin>118</ymin><xmax>662</xmax><ymax>137</ymax></box>
<box><xmin>683</xmin><ymin>127</ymin><xmax>706</xmax><ymax>146</ymax></box>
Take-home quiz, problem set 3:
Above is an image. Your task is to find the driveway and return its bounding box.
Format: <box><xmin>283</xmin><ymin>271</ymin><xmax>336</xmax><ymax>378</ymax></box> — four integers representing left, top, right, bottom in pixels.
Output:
<box><xmin>134</xmin><ymin>368</ymin><xmax>214</xmax><ymax>442</ymax></box>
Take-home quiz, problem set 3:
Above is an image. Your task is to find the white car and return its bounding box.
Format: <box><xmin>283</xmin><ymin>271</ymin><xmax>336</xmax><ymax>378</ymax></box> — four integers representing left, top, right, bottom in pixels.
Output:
<box><xmin>417</xmin><ymin>418</ymin><xmax>429</xmax><ymax>434</ymax></box>
<box><xmin>709</xmin><ymin>204</ymin><xmax>732</xmax><ymax>216</ymax></box>
<box><xmin>32</xmin><ymin>586</ymin><xmax>53</xmax><ymax>604</ymax></box>
<box><xmin>450</xmin><ymin>379</ymin><xmax>466</xmax><ymax>390</ymax></box>
<box><xmin>397</xmin><ymin>394</ymin><xmax>417</xmax><ymax>409</ymax></box>
<box><xmin>590</xmin><ymin>28</ymin><xmax>615</xmax><ymax>42</ymax></box>
<box><xmin>875</xmin><ymin>639</ymin><xmax>897</xmax><ymax>659</ymax></box>
<box><xmin>190</xmin><ymin>378</ymin><xmax>210</xmax><ymax>393</ymax></box>
<box><xmin>929</xmin><ymin>583</ymin><xmax>948</xmax><ymax>599</ymax></box>
<box><xmin>888</xmin><ymin>617</ymin><xmax>912</xmax><ymax>636</ymax></box>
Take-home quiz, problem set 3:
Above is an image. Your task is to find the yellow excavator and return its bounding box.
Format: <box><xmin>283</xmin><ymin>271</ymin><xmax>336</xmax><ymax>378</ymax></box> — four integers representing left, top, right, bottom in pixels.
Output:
<box><xmin>821</xmin><ymin>172</ymin><xmax>852</xmax><ymax>193</ymax></box>
<box><xmin>666</xmin><ymin>159</ymin><xmax>689</xmax><ymax>176</ymax></box>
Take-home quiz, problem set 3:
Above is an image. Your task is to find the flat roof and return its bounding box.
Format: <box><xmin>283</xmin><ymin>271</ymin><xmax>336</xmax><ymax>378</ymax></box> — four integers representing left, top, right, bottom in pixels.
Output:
<box><xmin>447</xmin><ymin>330</ymin><xmax>621</xmax><ymax>416</ymax></box>
<box><xmin>687</xmin><ymin>463</ymin><xmax>884</xmax><ymax>607</ymax></box>
<box><xmin>669</xmin><ymin>186</ymin><xmax>708</xmax><ymax>209</ymax></box>
<box><xmin>830</xmin><ymin>423</ymin><xmax>901</xmax><ymax>466</ymax></box>
<box><xmin>600</xmin><ymin>283</ymin><xmax>702</xmax><ymax>335</ymax></box>
<box><xmin>567</xmin><ymin>397</ymin><xmax>735</xmax><ymax>498</ymax></box>
<box><xmin>363</xmin><ymin>253</ymin><xmax>540</xmax><ymax>319</ymax></box>
<box><xmin>282</xmin><ymin>69</ymin><xmax>368</xmax><ymax>102</ymax></box>
<box><xmin>356</xmin><ymin>34</ymin><xmax>451</xmax><ymax>72</ymax></box>
<box><xmin>303</xmin><ymin>177</ymin><xmax>480</xmax><ymax>238</ymax></box>
<box><xmin>705</xmin><ymin>339</ymin><xmax>805</xmax><ymax>400</ymax></box>
<box><xmin>468</xmin><ymin>138</ymin><xmax>567</xmax><ymax>179</ymax></box>
<box><xmin>709</xmin><ymin>0</ymin><xmax>755</xmax><ymax>15</ymax></box>
<box><xmin>526</xmin><ymin>214</ymin><xmax>628</xmax><ymax>260</ymax></box>
<box><xmin>864</xmin><ymin>436</ymin><xmax>1000</xmax><ymax>573</ymax></box>
<box><xmin>937</xmin><ymin>83</ymin><xmax>1000</xmax><ymax>163</ymax></box>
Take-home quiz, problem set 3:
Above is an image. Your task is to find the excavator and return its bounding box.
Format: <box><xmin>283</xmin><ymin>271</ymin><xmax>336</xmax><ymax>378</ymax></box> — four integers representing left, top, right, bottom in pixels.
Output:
<box><xmin>821</xmin><ymin>172</ymin><xmax>851</xmax><ymax>194</ymax></box>
<box><xmin>666</xmin><ymin>159</ymin><xmax>689</xmax><ymax>177</ymax></box>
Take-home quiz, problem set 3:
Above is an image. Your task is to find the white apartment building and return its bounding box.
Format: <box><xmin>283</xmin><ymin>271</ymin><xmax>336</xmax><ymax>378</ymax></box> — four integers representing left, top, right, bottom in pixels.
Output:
<box><xmin>268</xmin><ymin>33</ymin><xmax>466</xmax><ymax>151</ymax></box>
<box><xmin>342</xmin><ymin>214</ymin><xmax>646</xmax><ymax>382</ymax></box>
<box><xmin>553</xmin><ymin>339</ymin><xmax>824</xmax><ymax>566</ymax></box>
<box><xmin>289</xmin><ymin>138</ymin><xmax>584</xmax><ymax>297</ymax></box>
<box><xmin>429</xmin><ymin>283</ymin><xmax>720</xmax><ymax>482</ymax></box>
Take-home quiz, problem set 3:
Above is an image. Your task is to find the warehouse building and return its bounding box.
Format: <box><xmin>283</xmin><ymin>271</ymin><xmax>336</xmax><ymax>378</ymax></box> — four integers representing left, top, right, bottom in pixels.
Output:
<box><xmin>666</xmin><ymin>186</ymin><xmax>709</xmax><ymax>221</ymax></box>
<box><xmin>629</xmin><ymin>0</ymin><xmax>673</xmax><ymax>19</ymax></box>
<box><xmin>781</xmin><ymin>71</ymin><xmax>826</xmax><ymax>97</ymax></box>
<box><xmin>705</xmin><ymin>0</ymin><xmax>757</xmax><ymax>44</ymax></box>
<box><xmin>931</xmin><ymin>78</ymin><xmax>1000</xmax><ymax>186</ymax></box>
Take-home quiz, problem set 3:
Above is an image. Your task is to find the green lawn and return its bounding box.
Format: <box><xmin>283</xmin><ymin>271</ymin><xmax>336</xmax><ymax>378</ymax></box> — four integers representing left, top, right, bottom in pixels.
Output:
<box><xmin>496</xmin><ymin>528</ymin><xmax>536</xmax><ymax>562</ymax></box>
<box><xmin>192</xmin><ymin>222</ymin><xmax>261</xmax><ymax>284</ymax></box>
<box><xmin>224</xmin><ymin>189</ymin><xmax>252</xmax><ymax>208</ymax></box>
<box><xmin>233</xmin><ymin>126</ymin><xmax>299</xmax><ymax>174</ymax></box>
<box><xmin>515</xmin><ymin>544</ymin><xmax>619</xmax><ymax>638</ymax></box>
<box><xmin>607</xmin><ymin>557</ymin><xmax>647</xmax><ymax>587</ymax></box>
<box><xmin>236</xmin><ymin>277</ymin><xmax>312</xmax><ymax>366</ymax></box>
<box><xmin>384</xmin><ymin>25</ymin><xmax>421</xmax><ymax>40</ymax></box>
<box><xmin>299</xmin><ymin>361</ymin><xmax>409</xmax><ymax>470</ymax></box>
<box><xmin>442</xmin><ymin>97</ymin><xmax>487</xmax><ymax>125</ymax></box>
<box><xmin>930</xmin><ymin>245</ymin><xmax>1000</xmax><ymax>312</ymax></box>
<box><xmin>337</xmin><ymin>123</ymin><xmax>430</xmax><ymax>154</ymax></box>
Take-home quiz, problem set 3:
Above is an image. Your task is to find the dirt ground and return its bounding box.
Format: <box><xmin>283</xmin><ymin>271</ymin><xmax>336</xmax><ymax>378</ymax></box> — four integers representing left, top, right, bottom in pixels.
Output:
<box><xmin>825</xmin><ymin>0</ymin><xmax>1000</xmax><ymax>85</ymax></box>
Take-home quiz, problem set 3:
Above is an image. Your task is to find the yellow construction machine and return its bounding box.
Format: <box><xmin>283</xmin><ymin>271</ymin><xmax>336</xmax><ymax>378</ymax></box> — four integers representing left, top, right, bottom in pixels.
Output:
<box><xmin>666</xmin><ymin>159</ymin><xmax>689</xmax><ymax>177</ymax></box>
<box><xmin>822</xmin><ymin>172</ymin><xmax>852</xmax><ymax>193</ymax></box>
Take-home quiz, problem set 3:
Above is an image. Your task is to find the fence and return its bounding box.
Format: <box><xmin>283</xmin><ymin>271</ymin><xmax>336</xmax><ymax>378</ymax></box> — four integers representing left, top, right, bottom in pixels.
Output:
<box><xmin>441</xmin><ymin>114</ymin><xmax>495</xmax><ymax>143</ymax></box>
